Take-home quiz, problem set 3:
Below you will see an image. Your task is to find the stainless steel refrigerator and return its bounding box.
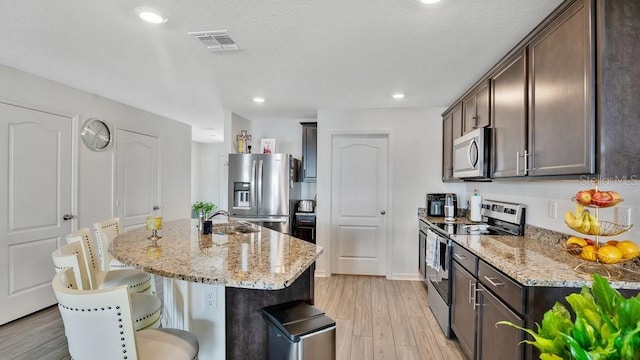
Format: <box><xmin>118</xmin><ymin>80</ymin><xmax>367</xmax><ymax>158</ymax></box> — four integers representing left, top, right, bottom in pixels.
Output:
<box><xmin>228</xmin><ymin>153</ymin><xmax>299</xmax><ymax>234</ymax></box>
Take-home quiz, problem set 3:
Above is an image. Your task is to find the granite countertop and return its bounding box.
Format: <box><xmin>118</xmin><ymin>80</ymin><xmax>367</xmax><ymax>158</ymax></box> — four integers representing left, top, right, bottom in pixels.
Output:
<box><xmin>420</xmin><ymin>216</ymin><xmax>640</xmax><ymax>290</ymax></box>
<box><xmin>110</xmin><ymin>219</ymin><xmax>323</xmax><ymax>290</ymax></box>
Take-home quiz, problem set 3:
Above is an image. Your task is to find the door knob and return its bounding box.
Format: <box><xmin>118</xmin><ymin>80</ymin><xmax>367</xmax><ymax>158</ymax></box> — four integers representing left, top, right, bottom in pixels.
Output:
<box><xmin>62</xmin><ymin>214</ymin><xmax>75</xmax><ymax>221</ymax></box>
<box><xmin>380</xmin><ymin>210</ymin><xmax>386</xmax><ymax>215</ymax></box>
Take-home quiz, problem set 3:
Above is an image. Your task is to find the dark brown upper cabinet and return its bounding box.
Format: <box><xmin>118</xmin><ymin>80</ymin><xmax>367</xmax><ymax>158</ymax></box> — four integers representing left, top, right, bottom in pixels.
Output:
<box><xmin>301</xmin><ymin>122</ymin><xmax>317</xmax><ymax>183</ymax></box>
<box><xmin>462</xmin><ymin>81</ymin><xmax>491</xmax><ymax>135</ymax></box>
<box><xmin>443</xmin><ymin>0</ymin><xmax>640</xmax><ymax>180</ymax></box>
<box><xmin>491</xmin><ymin>51</ymin><xmax>528</xmax><ymax>178</ymax></box>
<box><xmin>526</xmin><ymin>0</ymin><xmax>594</xmax><ymax>176</ymax></box>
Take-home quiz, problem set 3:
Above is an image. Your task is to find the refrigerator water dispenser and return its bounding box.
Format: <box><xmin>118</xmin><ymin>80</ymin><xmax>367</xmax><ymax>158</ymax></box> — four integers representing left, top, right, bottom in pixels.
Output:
<box><xmin>233</xmin><ymin>182</ymin><xmax>251</xmax><ymax>208</ymax></box>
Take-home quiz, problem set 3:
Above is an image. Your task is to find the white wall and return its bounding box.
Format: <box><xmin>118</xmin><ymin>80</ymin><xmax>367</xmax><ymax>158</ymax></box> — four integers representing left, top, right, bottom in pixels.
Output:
<box><xmin>250</xmin><ymin>118</ymin><xmax>304</xmax><ymax>158</ymax></box>
<box><xmin>316</xmin><ymin>108</ymin><xmax>464</xmax><ymax>279</ymax></box>
<box><xmin>192</xmin><ymin>142</ymin><xmax>228</xmax><ymax>211</ymax></box>
<box><xmin>0</xmin><ymin>64</ymin><xmax>192</xmax><ymax>228</ymax></box>
<box><xmin>465</xmin><ymin>179</ymin><xmax>640</xmax><ymax>243</ymax></box>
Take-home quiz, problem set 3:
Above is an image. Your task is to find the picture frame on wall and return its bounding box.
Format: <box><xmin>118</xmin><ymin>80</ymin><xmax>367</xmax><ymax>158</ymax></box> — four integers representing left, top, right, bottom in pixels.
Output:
<box><xmin>260</xmin><ymin>139</ymin><xmax>276</xmax><ymax>154</ymax></box>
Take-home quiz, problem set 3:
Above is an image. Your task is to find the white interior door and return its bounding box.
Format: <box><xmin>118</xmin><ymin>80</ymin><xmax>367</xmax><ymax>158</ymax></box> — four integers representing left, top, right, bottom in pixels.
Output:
<box><xmin>0</xmin><ymin>101</ymin><xmax>73</xmax><ymax>324</ymax></box>
<box><xmin>331</xmin><ymin>134</ymin><xmax>388</xmax><ymax>275</ymax></box>
<box><xmin>115</xmin><ymin>130</ymin><xmax>159</xmax><ymax>230</ymax></box>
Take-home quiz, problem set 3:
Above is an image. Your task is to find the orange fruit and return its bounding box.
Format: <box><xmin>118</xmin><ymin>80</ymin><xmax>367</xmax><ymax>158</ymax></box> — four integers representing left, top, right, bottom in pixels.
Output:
<box><xmin>580</xmin><ymin>245</ymin><xmax>598</xmax><ymax>261</ymax></box>
<box><xmin>616</xmin><ymin>241</ymin><xmax>640</xmax><ymax>260</ymax></box>
<box><xmin>605</xmin><ymin>240</ymin><xmax>619</xmax><ymax>247</ymax></box>
<box><xmin>597</xmin><ymin>245</ymin><xmax>623</xmax><ymax>264</ymax></box>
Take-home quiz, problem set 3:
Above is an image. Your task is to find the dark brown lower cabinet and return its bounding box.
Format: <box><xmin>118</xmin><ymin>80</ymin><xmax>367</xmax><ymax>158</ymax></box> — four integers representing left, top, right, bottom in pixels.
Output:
<box><xmin>477</xmin><ymin>284</ymin><xmax>524</xmax><ymax>360</ymax></box>
<box><xmin>451</xmin><ymin>262</ymin><xmax>476</xmax><ymax>359</ymax></box>
<box><xmin>451</xmin><ymin>244</ymin><xmax>640</xmax><ymax>360</ymax></box>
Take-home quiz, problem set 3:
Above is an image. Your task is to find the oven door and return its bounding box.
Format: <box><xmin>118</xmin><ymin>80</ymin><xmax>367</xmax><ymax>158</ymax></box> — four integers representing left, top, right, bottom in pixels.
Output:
<box><xmin>425</xmin><ymin>228</ymin><xmax>453</xmax><ymax>337</ymax></box>
<box><xmin>425</xmin><ymin>230</ymin><xmax>451</xmax><ymax>303</ymax></box>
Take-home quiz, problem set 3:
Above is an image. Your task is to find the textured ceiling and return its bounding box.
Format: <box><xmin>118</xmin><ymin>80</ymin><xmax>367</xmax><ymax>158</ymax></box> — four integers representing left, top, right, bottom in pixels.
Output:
<box><xmin>0</xmin><ymin>0</ymin><xmax>563</xmax><ymax>142</ymax></box>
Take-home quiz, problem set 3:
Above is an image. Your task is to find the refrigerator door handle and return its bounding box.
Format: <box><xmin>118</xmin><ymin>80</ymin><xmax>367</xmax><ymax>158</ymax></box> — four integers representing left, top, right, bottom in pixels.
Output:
<box><xmin>251</xmin><ymin>160</ymin><xmax>257</xmax><ymax>208</ymax></box>
<box><xmin>257</xmin><ymin>159</ymin><xmax>264</xmax><ymax>211</ymax></box>
<box><xmin>232</xmin><ymin>216</ymin><xmax>289</xmax><ymax>223</ymax></box>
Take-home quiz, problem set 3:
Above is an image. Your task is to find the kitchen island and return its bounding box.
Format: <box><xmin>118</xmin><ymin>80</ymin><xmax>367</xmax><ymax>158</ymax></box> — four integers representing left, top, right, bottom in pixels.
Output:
<box><xmin>110</xmin><ymin>219</ymin><xmax>323</xmax><ymax>360</ymax></box>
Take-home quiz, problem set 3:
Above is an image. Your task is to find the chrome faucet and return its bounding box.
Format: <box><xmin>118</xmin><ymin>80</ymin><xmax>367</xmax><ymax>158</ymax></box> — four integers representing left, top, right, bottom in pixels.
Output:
<box><xmin>207</xmin><ymin>210</ymin><xmax>230</xmax><ymax>220</ymax></box>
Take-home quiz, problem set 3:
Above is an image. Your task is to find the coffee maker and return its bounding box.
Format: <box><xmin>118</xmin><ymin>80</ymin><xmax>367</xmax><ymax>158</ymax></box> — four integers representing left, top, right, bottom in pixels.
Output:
<box><xmin>426</xmin><ymin>193</ymin><xmax>458</xmax><ymax>218</ymax></box>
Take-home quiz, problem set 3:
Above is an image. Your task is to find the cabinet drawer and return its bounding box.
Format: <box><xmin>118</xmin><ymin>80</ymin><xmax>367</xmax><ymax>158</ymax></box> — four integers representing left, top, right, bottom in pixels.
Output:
<box><xmin>452</xmin><ymin>243</ymin><xmax>477</xmax><ymax>275</ymax></box>
<box><xmin>478</xmin><ymin>260</ymin><xmax>524</xmax><ymax>314</ymax></box>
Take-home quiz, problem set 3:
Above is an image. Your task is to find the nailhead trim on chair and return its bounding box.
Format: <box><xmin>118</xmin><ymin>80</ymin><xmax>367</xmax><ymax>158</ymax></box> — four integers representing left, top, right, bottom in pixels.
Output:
<box><xmin>81</xmin><ymin>235</ymin><xmax>98</xmax><ymax>270</ymax></box>
<box><xmin>135</xmin><ymin>307</ymin><xmax>161</xmax><ymax>324</ymax></box>
<box><xmin>53</xmin><ymin>265</ymin><xmax>75</xmax><ymax>288</ymax></box>
<box><xmin>59</xmin><ymin>304</ymin><xmax>130</xmax><ymax>359</ymax></box>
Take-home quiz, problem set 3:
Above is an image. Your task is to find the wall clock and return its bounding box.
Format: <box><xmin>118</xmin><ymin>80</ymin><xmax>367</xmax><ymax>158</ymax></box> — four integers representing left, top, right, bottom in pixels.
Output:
<box><xmin>81</xmin><ymin>118</ymin><xmax>112</xmax><ymax>151</ymax></box>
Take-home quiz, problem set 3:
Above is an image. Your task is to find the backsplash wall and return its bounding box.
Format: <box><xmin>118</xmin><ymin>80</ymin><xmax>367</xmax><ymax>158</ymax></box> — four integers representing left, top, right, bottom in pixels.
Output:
<box><xmin>464</xmin><ymin>179</ymin><xmax>640</xmax><ymax>243</ymax></box>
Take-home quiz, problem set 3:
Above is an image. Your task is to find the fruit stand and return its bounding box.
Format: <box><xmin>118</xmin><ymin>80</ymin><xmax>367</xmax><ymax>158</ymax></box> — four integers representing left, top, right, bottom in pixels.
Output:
<box><xmin>564</xmin><ymin>187</ymin><xmax>637</xmax><ymax>279</ymax></box>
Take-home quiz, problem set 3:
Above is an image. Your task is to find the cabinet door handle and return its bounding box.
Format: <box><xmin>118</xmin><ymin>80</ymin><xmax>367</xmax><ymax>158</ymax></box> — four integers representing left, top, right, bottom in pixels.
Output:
<box><xmin>483</xmin><ymin>276</ymin><xmax>504</xmax><ymax>287</ymax></box>
<box><xmin>473</xmin><ymin>287</ymin><xmax>483</xmax><ymax>310</ymax></box>
<box><xmin>468</xmin><ymin>280</ymin><xmax>474</xmax><ymax>304</ymax></box>
<box><xmin>454</xmin><ymin>253</ymin><xmax>467</xmax><ymax>261</ymax></box>
<box><xmin>524</xmin><ymin>149</ymin><xmax>534</xmax><ymax>173</ymax></box>
<box><xmin>516</xmin><ymin>151</ymin><xmax>520</xmax><ymax>175</ymax></box>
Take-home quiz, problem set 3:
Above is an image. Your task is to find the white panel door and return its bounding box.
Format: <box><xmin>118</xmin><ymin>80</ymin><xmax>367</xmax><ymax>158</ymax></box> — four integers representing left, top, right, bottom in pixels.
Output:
<box><xmin>0</xmin><ymin>102</ymin><xmax>73</xmax><ymax>324</ymax></box>
<box><xmin>331</xmin><ymin>134</ymin><xmax>388</xmax><ymax>275</ymax></box>
<box><xmin>115</xmin><ymin>130</ymin><xmax>159</xmax><ymax>230</ymax></box>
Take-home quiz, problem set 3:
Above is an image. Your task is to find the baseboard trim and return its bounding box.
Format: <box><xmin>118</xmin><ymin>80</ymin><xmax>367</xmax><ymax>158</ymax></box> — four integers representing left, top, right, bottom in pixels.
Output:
<box><xmin>388</xmin><ymin>273</ymin><xmax>422</xmax><ymax>281</ymax></box>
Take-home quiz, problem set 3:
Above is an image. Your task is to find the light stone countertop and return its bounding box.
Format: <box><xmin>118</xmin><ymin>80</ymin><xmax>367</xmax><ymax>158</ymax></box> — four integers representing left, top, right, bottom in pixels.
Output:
<box><xmin>420</xmin><ymin>216</ymin><xmax>640</xmax><ymax>290</ymax></box>
<box><xmin>110</xmin><ymin>219</ymin><xmax>323</xmax><ymax>290</ymax></box>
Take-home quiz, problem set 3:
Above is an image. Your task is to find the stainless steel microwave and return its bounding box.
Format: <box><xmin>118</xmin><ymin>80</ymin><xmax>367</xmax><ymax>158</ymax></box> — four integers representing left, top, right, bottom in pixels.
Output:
<box><xmin>453</xmin><ymin>128</ymin><xmax>490</xmax><ymax>179</ymax></box>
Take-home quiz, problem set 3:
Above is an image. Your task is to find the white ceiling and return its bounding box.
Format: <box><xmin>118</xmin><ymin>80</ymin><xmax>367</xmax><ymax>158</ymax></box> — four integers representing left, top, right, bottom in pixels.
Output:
<box><xmin>0</xmin><ymin>0</ymin><xmax>563</xmax><ymax>143</ymax></box>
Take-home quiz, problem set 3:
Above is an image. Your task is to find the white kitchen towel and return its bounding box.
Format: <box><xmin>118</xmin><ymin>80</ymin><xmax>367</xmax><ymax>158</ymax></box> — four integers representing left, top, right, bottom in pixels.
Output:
<box><xmin>426</xmin><ymin>229</ymin><xmax>440</xmax><ymax>270</ymax></box>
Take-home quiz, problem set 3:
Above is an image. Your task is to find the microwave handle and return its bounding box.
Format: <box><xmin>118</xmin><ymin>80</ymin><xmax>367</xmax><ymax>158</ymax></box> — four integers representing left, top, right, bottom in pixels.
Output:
<box><xmin>467</xmin><ymin>138</ymin><xmax>479</xmax><ymax>168</ymax></box>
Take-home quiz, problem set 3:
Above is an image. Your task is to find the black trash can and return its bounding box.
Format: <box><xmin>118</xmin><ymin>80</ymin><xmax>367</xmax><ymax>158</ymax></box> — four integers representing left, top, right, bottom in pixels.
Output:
<box><xmin>262</xmin><ymin>300</ymin><xmax>336</xmax><ymax>360</ymax></box>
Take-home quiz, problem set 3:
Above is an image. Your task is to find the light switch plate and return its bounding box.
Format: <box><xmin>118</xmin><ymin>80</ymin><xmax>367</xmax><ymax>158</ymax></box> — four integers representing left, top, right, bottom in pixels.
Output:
<box><xmin>548</xmin><ymin>201</ymin><xmax>557</xmax><ymax>219</ymax></box>
<box><xmin>616</xmin><ymin>206</ymin><xmax>632</xmax><ymax>226</ymax></box>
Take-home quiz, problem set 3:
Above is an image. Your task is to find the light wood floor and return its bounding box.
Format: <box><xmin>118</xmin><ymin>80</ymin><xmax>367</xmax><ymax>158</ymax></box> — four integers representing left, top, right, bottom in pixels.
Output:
<box><xmin>0</xmin><ymin>275</ymin><xmax>464</xmax><ymax>360</ymax></box>
<box><xmin>315</xmin><ymin>275</ymin><xmax>465</xmax><ymax>360</ymax></box>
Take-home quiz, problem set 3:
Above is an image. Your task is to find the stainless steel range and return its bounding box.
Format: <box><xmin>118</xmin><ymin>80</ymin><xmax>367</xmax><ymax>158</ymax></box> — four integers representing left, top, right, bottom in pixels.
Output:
<box><xmin>419</xmin><ymin>199</ymin><xmax>526</xmax><ymax>338</ymax></box>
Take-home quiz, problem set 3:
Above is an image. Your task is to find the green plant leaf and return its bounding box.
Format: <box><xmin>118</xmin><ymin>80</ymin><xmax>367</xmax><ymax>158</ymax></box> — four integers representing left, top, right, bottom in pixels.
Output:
<box><xmin>620</xmin><ymin>321</ymin><xmax>640</xmax><ymax>360</ymax></box>
<box><xmin>591</xmin><ymin>274</ymin><xmax>623</xmax><ymax>317</ymax></box>
<box><xmin>560</xmin><ymin>333</ymin><xmax>593</xmax><ymax>360</ymax></box>
<box><xmin>617</xmin><ymin>298</ymin><xmax>640</xmax><ymax>331</ymax></box>
<box><xmin>573</xmin><ymin>316</ymin><xmax>596</xmax><ymax>350</ymax></box>
<box><xmin>540</xmin><ymin>354</ymin><xmax>564</xmax><ymax>360</ymax></box>
<box><xmin>496</xmin><ymin>321</ymin><xmax>565</xmax><ymax>355</ymax></box>
<box><xmin>538</xmin><ymin>303</ymin><xmax>574</xmax><ymax>340</ymax></box>
<box><xmin>567</xmin><ymin>288</ymin><xmax>602</xmax><ymax>331</ymax></box>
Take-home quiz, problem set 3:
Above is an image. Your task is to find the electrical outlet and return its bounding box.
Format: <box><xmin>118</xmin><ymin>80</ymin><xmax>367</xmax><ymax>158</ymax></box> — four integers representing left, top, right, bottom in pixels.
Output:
<box><xmin>548</xmin><ymin>201</ymin><xmax>557</xmax><ymax>219</ymax></box>
<box><xmin>616</xmin><ymin>206</ymin><xmax>632</xmax><ymax>226</ymax></box>
<box><xmin>204</xmin><ymin>289</ymin><xmax>217</xmax><ymax>310</ymax></box>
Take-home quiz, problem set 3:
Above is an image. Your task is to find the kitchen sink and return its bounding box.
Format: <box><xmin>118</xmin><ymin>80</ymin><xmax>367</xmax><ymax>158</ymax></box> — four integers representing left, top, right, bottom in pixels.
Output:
<box><xmin>211</xmin><ymin>222</ymin><xmax>260</xmax><ymax>235</ymax></box>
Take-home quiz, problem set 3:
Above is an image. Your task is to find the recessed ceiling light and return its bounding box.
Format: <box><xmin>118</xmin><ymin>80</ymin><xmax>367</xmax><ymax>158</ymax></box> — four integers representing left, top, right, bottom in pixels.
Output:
<box><xmin>392</xmin><ymin>93</ymin><xmax>405</xmax><ymax>99</ymax></box>
<box><xmin>135</xmin><ymin>7</ymin><xmax>168</xmax><ymax>24</ymax></box>
<box><xmin>420</xmin><ymin>0</ymin><xmax>441</xmax><ymax>4</ymax></box>
<box><xmin>253</xmin><ymin>97</ymin><xmax>265</xmax><ymax>103</ymax></box>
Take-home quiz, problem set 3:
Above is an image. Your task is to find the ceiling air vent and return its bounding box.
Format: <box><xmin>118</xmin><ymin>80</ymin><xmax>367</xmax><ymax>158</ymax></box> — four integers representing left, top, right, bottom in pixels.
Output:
<box><xmin>188</xmin><ymin>30</ymin><xmax>239</xmax><ymax>52</ymax></box>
